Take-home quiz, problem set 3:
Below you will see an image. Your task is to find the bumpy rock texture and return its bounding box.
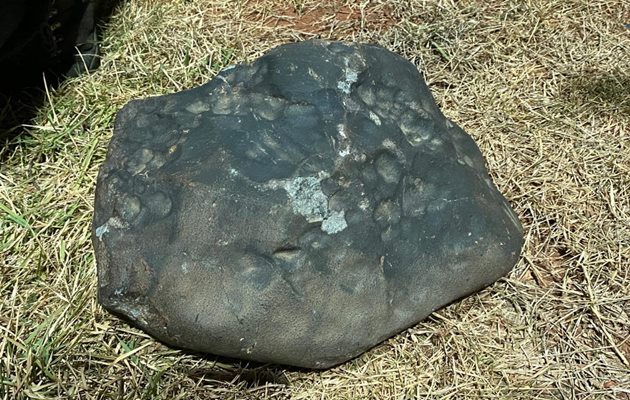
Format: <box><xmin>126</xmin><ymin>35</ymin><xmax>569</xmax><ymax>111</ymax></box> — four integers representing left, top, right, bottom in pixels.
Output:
<box><xmin>93</xmin><ymin>40</ymin><xmax>523</xmax><ymax>369</ymax></box>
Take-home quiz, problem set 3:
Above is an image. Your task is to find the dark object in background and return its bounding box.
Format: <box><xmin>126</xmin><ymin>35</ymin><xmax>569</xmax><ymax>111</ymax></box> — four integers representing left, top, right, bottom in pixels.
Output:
<box><xmin>0</xmin><ymin>0</ymin><xmax>118</xmax><ymax>132</ymax></box>
<box><xmin>93</xmin><ymin>40</ymin><xmax>524</xmax><ymax>369</ymax></box>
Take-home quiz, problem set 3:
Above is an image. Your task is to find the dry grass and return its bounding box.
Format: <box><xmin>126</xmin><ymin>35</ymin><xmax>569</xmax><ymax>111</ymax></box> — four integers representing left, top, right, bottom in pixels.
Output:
<box><xmin>1</xmin><ymin>0</ymin><xmax>629</xmax><ymax>398</ymax></box>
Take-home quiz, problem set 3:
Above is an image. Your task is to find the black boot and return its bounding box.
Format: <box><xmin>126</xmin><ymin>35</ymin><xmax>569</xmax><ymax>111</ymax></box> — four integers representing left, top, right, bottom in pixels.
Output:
<box><xmin>0</xmin><ymin>0</ymin><xmax>120</xmax><ymax>93</ymax></box>
<box><xmin>0</xmin><ymin>0</ymin><xmax>120</xmax><ymax>131</ymax></box>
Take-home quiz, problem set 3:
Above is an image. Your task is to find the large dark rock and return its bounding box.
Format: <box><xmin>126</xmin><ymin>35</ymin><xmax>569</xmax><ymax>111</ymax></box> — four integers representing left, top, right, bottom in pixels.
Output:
<box><xmin>93</xmin><ymin>40</ymin><xmax>523</xmax><ymax>369</ymax></box>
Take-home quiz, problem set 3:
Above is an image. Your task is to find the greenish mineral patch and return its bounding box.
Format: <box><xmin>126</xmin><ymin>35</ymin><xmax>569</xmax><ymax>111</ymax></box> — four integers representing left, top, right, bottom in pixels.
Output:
<box><xmin>321</xmin><ymin>210</ymin><xmax>348</xmax><ymax>234</ymax></box>
<box><xmin>284</xmin><ymin>177</ymin><xmax>328</xmax><ymax>222</ymax></box>
<box><xmin>284</xmin><ymin>176</ymin><xmax>347</xmax><ymax>234</ymax></box>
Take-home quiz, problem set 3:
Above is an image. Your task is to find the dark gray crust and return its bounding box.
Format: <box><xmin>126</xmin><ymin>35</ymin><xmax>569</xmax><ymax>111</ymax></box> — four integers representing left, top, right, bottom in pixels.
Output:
<box><xmin>93</xmin><ymin>40</ymin><xmax>523</xmax><ymax>369</ymax></box>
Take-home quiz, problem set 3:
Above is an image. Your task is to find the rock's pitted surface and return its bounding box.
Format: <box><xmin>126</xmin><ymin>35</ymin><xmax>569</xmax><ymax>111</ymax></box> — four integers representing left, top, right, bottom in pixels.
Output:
<box><xmin>93</xmin><ymin>40</ymin><xmax>523</xmax><ymax>369</ymax></box>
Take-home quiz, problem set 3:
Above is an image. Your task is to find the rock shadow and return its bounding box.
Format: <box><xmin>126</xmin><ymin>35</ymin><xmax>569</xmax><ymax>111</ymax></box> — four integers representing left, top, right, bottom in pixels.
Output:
<box><xmin>563</xmin><ymin>70</ymin><xmax>630</xmax><ymax>114</ymax></box>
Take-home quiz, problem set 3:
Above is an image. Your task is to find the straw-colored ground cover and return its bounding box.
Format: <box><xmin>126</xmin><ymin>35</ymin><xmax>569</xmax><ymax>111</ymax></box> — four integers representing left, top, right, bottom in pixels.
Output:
<box><xmin>1</xmin><ymin>1</ymin><xmax>629</xmax><ymax>398</ymax></box>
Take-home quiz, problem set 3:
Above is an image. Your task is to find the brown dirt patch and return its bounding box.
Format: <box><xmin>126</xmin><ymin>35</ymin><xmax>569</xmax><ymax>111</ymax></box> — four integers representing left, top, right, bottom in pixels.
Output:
<box><xmin>245</xmin><ymin>0</ymin><xmax>397</xmax><ymax>38</ymax></box>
